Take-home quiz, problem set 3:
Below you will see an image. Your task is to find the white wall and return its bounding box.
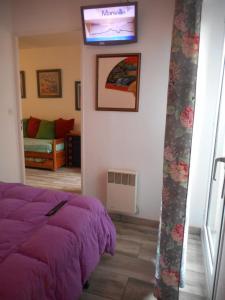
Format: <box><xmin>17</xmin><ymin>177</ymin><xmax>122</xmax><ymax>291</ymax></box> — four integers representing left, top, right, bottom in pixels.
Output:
<box><xmin>20</xmin><ymin>45</ymin><xmax>81</xmax><ymax>132</ymax></box>
<box><xmin>0</xmin><ymin>1</ymin><xmax>24</xmax><ymax>182</ymax></box>
<box><xmin>188</xmin><ymin>0</ymin><xmax>225</xmax><ymax>227</ymax></box>
<box><xmin>82</xmin><ymin>0</ymin><xmax>175</xmax><ymax>220</ymax></box>
<box><xmin>11</xmin><ymin>0</ymin><xmax>225</xmax><ymax>227</ymax></box>
<box><xmin>12</xmin><ymin>0</ymin><xmax>177</xmax><ymax>222</ymax></box>
<box><xmin>12</xmin><ymin>0</ymin><xmax>82</xmax><ymax>36</ymax></box>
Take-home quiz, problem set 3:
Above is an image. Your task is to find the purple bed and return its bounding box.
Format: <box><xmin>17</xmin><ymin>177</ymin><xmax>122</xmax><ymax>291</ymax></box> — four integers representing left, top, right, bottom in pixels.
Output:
<box><xmin>0</xmin><ymin>182</ymin><xmax>116</xmax><ymax>300</ymax></box>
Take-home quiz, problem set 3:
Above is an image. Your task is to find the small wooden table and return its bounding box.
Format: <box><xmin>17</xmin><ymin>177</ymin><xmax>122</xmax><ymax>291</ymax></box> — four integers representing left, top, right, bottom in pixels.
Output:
<box><xmin>66</xmin><ymin>132</ymin><xmax>81</xmax><ymax>168</ymax></box>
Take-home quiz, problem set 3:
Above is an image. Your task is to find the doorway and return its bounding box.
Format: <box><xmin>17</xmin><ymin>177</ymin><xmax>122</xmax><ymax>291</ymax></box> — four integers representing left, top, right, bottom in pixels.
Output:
<box><xmin>18</xmin><ymin>32</ymin><xmax>82</xmax><ymax>194</ymax></box>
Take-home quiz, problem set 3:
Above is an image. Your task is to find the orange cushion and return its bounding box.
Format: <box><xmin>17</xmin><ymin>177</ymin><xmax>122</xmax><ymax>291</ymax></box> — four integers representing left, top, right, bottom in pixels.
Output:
<box><xmin>55</xmin><ymin>118</ymin><xmax>74</xmax><ymax>138</ymax></box>
<box><xmin>27</xmin><ymin>117</ymin><xmax>41</xmax><ymax>138</ymax></box>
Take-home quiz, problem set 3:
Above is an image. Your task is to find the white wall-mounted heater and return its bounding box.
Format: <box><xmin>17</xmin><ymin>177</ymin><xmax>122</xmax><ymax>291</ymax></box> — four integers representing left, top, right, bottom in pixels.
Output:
<box><xmin>106</xmin><ymin>169</ymin><xmax>138</xmax><ymax>214</ymax></box>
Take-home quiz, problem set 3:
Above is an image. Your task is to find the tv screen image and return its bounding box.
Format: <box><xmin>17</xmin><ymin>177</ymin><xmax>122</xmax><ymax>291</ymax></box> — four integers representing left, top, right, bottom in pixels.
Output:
<box><xmin>81</xmin><ymin>2</ymin><xmax>137</xmax><ymax>45</ymax></box>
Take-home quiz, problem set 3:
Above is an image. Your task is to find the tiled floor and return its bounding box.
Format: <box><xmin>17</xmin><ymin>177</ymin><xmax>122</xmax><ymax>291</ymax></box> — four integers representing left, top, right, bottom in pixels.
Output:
<box><xmin>80</xmin><ymin>221</ymin><xmax>207</xmax><ymax>300</ymax></box>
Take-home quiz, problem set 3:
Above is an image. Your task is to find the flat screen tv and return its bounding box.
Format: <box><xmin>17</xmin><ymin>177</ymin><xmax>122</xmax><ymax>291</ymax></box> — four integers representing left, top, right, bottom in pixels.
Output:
<box><xmin>80</xmin><ymin>2</ymin><xmax>137</xmax><ymax>46</ymax></box>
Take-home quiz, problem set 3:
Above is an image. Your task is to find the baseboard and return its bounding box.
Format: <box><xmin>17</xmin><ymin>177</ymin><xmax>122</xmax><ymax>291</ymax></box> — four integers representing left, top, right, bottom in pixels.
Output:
<box><xmin>109</xmin><ymin>212</ymin><xmax>159</xmax><ymax>228</ymax></box>
<box><xmin>110</xmin><ymin>212</ymin><xmax>201</xmax><ymax>236</ymax></box>
<box><xmin>189</xmin><ymin>226</ymin><xmax>201</xmax><ymax>236</ymax></box>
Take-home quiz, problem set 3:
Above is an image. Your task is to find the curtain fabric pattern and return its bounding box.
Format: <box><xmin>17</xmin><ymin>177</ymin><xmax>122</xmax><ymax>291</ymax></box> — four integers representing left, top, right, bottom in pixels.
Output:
<box><xmin>154</xmin><ymin>0</ymin><xmax>202</xmax><ymax>299</ymax></box>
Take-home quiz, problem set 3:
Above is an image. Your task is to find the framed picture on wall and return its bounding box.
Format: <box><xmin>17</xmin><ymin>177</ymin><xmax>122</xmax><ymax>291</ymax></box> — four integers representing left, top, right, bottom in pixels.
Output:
<box><xmin>96</xmin><ymin>53</ymin><xmax>141</xmax><ymax>111</ymax></box>
<box><xmin>75</xmin><ymin>81</ymin><xmax>81</xmax><ymax>111</ymax></box>
<box><xmin>20</xmin><ymin>71</ymin><xmax>26</xmax><ymax>98</ymax></box>
<box><xmin>36</xmin><ymin>69</ymin><xmax>62</xmax><ymax>98</ymax></box>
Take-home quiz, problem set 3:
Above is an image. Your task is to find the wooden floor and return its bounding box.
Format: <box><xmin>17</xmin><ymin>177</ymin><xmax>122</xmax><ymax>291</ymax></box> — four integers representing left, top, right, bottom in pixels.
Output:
<box><xmin>80</xmin><ymin>221</ymin><xmax>207</xmax><ymax>300</ymax></box>
<box><xmin>25</xmin><ymin>167</ymin><xmax>81</xmax><ymax>193</ymax></box>
<box><xmin>25</xmin><ymin>167</ymin><xmax>207</xmax><ymax>300</ymax></box>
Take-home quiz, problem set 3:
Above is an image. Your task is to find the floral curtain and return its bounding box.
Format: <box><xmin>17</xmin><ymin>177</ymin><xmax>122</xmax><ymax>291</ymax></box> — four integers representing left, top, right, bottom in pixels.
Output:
<box><xmin>154</xmin><ymin>0</ymin><xmax>202</xmax><ymax>299</ymax></box>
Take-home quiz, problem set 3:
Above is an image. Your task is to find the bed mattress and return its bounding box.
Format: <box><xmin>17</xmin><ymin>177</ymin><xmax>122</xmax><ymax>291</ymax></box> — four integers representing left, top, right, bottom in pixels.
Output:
<box><xmin>24</xmin><ymin>138</ymin><xmax>64</xmax><ymax>153</ymax></box>
<box><xmin>0</xmin><ymin>182</ymin><xmax>116</xmax><ymax>300</ymax></box>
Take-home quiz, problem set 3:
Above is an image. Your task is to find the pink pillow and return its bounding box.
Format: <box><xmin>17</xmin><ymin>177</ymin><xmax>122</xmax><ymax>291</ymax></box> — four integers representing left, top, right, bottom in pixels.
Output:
<box><xmin>27</xmin><ymin>117</ymin><xmax>41</xmax><ymax>138</ymax></box>
<box><xmin>55</xmin><ymin>118</ymin><xmax>74</xmax><ymax>138</ymax></box>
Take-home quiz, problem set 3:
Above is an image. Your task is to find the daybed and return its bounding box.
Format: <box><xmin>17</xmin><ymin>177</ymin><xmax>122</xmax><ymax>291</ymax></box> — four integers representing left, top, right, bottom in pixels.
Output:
<box><xmin>0</xmin><ymin>182</ymin><xmax>116</xmax><ymax>300</ymax></box>
<box><xmin>23</xmin><ymin>117</ymin><xmax>74</xmax><ymax>171</ymax></box>
<box><xmin>24</xmin><ymin>137</ymin><xmax>65</xmax><ymax>171</ymax></box>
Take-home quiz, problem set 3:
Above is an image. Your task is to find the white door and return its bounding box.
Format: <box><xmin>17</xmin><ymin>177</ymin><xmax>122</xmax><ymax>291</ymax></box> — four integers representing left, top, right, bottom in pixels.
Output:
<box><xmin>204</xmin><ymin>52</ymin><xmax>225</xmax><ymax>298</ymax></box>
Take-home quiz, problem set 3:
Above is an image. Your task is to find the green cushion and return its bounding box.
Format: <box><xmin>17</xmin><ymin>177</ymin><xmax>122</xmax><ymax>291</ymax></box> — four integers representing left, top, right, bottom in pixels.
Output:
<box><xmin>23</xmin><ymin>119</ymin><xmax>28</xmax><ymax>137</ymax></box>
<box><xmin>36</xmin><ymin>120</ymin><xmax>55</xmax><ymax>139</ymax></box>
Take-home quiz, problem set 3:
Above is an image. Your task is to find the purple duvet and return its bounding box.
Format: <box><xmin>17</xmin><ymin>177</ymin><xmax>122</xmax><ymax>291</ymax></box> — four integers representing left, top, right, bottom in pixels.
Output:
<box><xmin>0</xmin><ymin>182</ymin><xmax>116</xmax><ymax>300</ymax></box>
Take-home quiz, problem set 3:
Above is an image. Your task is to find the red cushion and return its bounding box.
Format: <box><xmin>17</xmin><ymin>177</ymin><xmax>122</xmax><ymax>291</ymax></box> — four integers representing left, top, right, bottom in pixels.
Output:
<box><xmin>55</xmin><ymin>118</ymin><xmax>74</xmax><ymax>138</ymax></box>
<box><xmin>27</xmin><ymin>117</ymin><xmax>41</xmax><ymax>138</ymax></box>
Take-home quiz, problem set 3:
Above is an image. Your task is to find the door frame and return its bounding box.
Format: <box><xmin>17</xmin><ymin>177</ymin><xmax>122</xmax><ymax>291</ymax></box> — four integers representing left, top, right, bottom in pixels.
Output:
<box><xmin>14</xmin><ymin>35</ymin><xmax>26</xmax><ymax>184</ymax></box>
<box><xmin>13</xmin><ymin>32</ymin><xmax>84</xmax><ymax>191</ymax></box>
<box><xmin>202</xmin><ymin>34</ymin><xmax>225</xmax><ymax>298</ymax></box>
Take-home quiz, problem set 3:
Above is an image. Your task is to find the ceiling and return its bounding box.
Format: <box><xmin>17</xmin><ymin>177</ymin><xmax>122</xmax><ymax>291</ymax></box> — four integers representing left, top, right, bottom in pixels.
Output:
<box><xmin>18</xmin><ymin>31</ymin><xmax>82</xmax><ymax>49</ymax></box>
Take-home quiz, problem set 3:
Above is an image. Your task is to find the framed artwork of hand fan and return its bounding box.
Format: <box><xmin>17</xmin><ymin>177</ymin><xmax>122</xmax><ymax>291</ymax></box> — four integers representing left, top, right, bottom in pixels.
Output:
<box><xmin>96</xmin><ymin>53</ymin><xmax>141</xmax><ymax>111</ymax></box>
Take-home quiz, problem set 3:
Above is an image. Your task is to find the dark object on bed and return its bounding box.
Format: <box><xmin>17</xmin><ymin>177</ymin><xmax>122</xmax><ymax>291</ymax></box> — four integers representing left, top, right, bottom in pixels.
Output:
<box><xmin>45</xmin><ymin>200</ymin><xmax>68</xmax><ymax>216</ymax></box>
<box><xmin>0</xmin><ymin>182</ymin><xmax>116</xmax><ymax>300</ymax></box>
